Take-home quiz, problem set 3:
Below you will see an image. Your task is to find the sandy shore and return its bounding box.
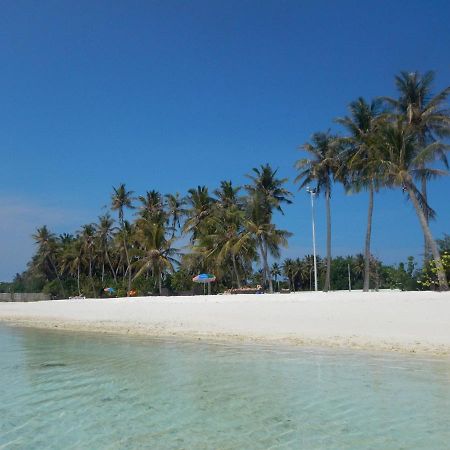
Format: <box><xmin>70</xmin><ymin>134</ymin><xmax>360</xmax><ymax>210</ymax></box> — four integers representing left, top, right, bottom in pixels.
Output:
<box><xmin>1</xmin><ymin>290</ymin><xmax>450</xmax><ymax>354</ymax></box>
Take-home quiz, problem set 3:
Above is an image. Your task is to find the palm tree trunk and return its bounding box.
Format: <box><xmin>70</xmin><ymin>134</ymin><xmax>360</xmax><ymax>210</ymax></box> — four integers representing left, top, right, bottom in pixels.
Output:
<box><xmin>119</xmin><ymin>214</ymin><xmax>132</xmax><ymax>292</ymax></box>
<box><xmin>115</xmin><ymin>255</ymin><xmax>123</xmax><ymax>281</ymax></box>
<box><xmin>324</xmin><ymin>184</ymin><xmax>332</xmax><ymax>292</ymax></box>
<box><xmin>363</xmin><ymin>182</ymin><xmax>374</xmax><ymax>292</ymax></box>
<box><xmin>408</xmin><ymin>187</ymin><xmax>448</xmax><ymax>291</ymax></box>
<box><xmin>77</xmin><ymin>262</ymin><xmax>81</xmax><ymax>295</ymax></box>
<box><xmin>258</xmin><ymin>239</ymin><xmax>267</xmax><ymax>289</ymax></box>
<box><xmin>128</xmin><ymin>268</ymin><xmax>132</xmax><ymax>292</ymax></box>
<box><xmin>89</xmin><ymin>253</ymin><xmax>96</xmax><ymax>298</ymax></box>
<box><xmin>49</xmin><ymin>257</ymin><xmax>66</xmax><ymax>298</ymax></box>
<box><xmin>421</xmin><ymin>175</ymin><xmax>431</xmax><ymax>263</ymax></box>
<box><xmin>105</xmin><ymin>248</ymin><xmax>117</xmax><ymax>283</ymax></box>
<box><xmin>105</xmin><ymin>249</ymin><xmax>117</xmax><ymax>282</ymax></box>
<box><xmin>418</xmin><ymin>131</ymin><xmax>431</xmax><ymax>265</ymax></box>
<box><xmin>263</xmin><ymin>240</ymin><xmax>274</xmax><ymax>293</ymax></box>
<box><xmin>232</xmin><ymin>255</ymin><xmax>242</xmax><ymax>288</ymax></box>
<box><xmin>101</xmin><ymin>258</ymin><xmax>105</xmax><ymax>283</ymax></box>
<box><xmin>171</xmin><ymin>218</ymin><xmax>176</xmax><ymax>239</ymax></box>
<box><xmin>122</xmin><ymin>238</ymin><xmax>132</xmax><ymax>291</ymax></box>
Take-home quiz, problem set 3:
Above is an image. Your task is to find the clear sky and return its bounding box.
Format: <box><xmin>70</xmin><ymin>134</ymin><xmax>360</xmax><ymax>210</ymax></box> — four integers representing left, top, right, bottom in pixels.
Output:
<box><xmin>1</xmin><ymin>0</ymin><xmax>449</xmax><ymax>281</ymax></box>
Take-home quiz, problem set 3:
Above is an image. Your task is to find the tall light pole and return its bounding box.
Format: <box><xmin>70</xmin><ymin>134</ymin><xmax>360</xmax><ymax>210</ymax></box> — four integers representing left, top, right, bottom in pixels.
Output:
<box><xmin>306</xmin><ymin>187</ymin><xmax>318</xmax><ymax>291</ymax></box>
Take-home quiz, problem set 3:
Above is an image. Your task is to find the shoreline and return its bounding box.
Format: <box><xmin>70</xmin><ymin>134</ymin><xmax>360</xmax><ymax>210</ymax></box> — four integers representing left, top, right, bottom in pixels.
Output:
<box><xmin>1</xmin><ymin>290</ymin><xmax>450</xmax><ymax>355</ymax></box>
<box><xmin>2</xmin><ymin>318</ymin><xmax>450</xmax><ymax>356</ymax></box>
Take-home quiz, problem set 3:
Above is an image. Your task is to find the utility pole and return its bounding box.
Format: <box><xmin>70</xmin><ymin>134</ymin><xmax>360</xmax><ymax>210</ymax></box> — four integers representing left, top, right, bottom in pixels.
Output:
<box><xmin>306</xmin><ymin>187</ymin><xmax>318</xmax><ymax>291</ymax></box>
<box><xmin>348</xmin><ymin>263</ymin><xmax>352</xmax><ymax>292</ymax></box>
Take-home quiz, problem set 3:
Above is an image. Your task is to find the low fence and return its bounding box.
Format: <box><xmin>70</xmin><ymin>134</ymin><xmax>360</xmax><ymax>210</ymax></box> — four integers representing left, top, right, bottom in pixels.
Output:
<box><xmin>0</xmin><ymin>293</ymin><xmax>51</xmax><ymax>302</ymax></box>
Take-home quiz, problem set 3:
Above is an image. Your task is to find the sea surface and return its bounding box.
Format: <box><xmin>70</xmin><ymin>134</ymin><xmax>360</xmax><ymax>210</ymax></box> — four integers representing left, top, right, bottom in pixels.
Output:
<box><xmin>1</xmin><ymin>325</ymin><xmax>449</xmax><ymax>449</ymax></box>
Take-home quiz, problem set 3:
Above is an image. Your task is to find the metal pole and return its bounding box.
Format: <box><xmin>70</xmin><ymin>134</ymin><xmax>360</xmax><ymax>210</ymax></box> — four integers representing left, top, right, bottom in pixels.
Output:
<box><xmin>307</xmin><ymin>187</ymin><xmax>318</xmax><ymax>292</ymax></box>
<box><xmin>348</xmin><ymin>263</ymin><xmax>352</xmax><ymax>292</ymax></box>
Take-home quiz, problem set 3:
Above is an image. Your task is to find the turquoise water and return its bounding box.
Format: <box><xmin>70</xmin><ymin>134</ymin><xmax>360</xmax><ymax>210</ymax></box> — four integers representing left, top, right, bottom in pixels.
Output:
<box><xmin>1</xmin><ymin>325</ymin><xmax>449</xmax><ymax>449</ymax></box>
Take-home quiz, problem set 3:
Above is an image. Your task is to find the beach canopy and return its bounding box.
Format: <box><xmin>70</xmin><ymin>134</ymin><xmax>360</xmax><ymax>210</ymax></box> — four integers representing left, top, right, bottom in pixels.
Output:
<box><xmin>192</xmin><ymin>273</ymin><xmax>216</xmax><ymax>294</ymax></box>
<box><xmin>192</xmin><ymin>273</ymin><xmax>216</xmax><ymax>283</ymax></box>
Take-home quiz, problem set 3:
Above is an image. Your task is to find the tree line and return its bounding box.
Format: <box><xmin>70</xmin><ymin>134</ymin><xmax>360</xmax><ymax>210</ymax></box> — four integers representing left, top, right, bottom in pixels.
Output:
<box><xmin>4</xmin><ymin>70</ymin><xmax>450</xmax><ymax>296</ymax></box>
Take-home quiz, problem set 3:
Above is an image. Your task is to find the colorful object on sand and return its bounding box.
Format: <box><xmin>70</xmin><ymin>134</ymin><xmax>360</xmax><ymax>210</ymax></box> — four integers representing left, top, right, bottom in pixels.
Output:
<box><xmin>104</xmin><ymin>287</ymin><xmax>116</xmax><ymax>294</ymax></box>
<box><xmin>192</xmin><ymin>274</ymin><xmax>216</xmax><ymax>283</ymax></box>
<box><xmin>128</xmin><ymin>289</ymin><xmax>138</xmax><ymax>297</ymax></box>
<box><xmin>192</xmin><ymin>273</ymin><xmax>216</xmax><ymax>295</ymax></box>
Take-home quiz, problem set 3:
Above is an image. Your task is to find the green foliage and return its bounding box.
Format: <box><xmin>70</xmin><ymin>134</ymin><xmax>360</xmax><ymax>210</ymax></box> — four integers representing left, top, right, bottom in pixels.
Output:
<box><xmin>384</xmin><ymin>257</ymin><xmax>418</xmax><ymax>291</ymax></box>
<box><xmin>329</xmin><ymin>257</ymin><xmax>355</xmax><ymax>291</ymax></box>
<box><xmin>437</xmin><ymin>234</ymin><xmax>450</xmax><ymax>253</ymax></box>
<box><xmin>418</xmin><ymin>252</ymin><xmax>450</xmax><ymax>290</ymax></box>
<box><xmin>9</xmin><ymin>69</ymin><xmax>450</xmax><ymax>294</ymax></box>
<box><xmin>0</xmin><ymin>282</ymin><xmax>12</xmax><ymax>293</ymax></box>
<box><xmin>131</xmin><ymin>276</ymin><xmax>158</xmax><ymax>295</ymax></box>
<box><xmin>8</xmin><ymin>273</ymin><xmax>46</xmax><ymax>294</ymax></box>
<box><xmin>42</xmin><ymin>280</ymin><xmax>64</xmax><ymax>297</ymax></box>
<box><xmin>278</xmin><ymin>254</ymin><xmax>421</xmax><ymax>291</ymax></box>
<box><xmin>417</xmin><ymin>237</ymin><xmax>450</xmax><ymax>290</ymax></box>
<box><xmin>168</xmin><ymin>270</ymin><xmax>193</xmax><ymax>293</ymax></box>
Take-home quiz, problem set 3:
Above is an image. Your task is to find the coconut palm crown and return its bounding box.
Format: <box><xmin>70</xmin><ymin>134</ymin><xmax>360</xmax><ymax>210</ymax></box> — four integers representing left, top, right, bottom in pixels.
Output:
<box><xmin>295</xmin><ymin>131</ymin><xmax>340</xmax><ymax>292</ymax></box>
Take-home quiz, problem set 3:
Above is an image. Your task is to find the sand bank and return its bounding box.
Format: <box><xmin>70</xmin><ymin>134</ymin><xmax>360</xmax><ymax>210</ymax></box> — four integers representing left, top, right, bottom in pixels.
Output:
<box><xmin>1</xmin><ymin>290</ymin><xmax>449</xmax><ymax>354</ymax></box>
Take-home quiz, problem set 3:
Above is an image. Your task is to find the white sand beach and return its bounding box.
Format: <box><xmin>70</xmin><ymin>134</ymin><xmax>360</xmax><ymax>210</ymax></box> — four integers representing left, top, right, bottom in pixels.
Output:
<box><xmin>1</xmin><ymin>290</ymin><xmax>450</xmax><ymax>354</ymax></box>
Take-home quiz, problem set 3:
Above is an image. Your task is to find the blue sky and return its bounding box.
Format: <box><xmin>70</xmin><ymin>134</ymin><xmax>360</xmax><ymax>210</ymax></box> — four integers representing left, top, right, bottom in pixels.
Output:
<box><xmin>1</xmin><ymin>0</ymin><xmax>449</xmax><ymax>281</ymax></box>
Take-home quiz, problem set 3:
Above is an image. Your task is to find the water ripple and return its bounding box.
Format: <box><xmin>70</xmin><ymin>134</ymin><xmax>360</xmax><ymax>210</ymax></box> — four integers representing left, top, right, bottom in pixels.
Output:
<box><xmin>0</xmin><ymin>325</ymin><xmax>450</xmax><ymax>449</ymax></box>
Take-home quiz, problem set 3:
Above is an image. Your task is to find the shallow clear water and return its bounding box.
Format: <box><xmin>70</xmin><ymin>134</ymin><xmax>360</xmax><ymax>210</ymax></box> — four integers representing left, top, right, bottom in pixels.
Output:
<box><xmin>1</xmin><ymin>325</ymin><xmax>449</xmax><ymax>449</ymax></box>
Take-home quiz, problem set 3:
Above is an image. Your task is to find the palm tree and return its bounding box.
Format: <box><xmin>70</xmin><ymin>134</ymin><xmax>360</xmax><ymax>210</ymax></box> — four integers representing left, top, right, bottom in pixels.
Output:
<box><xmin>60</xmin><ymin>236</ymin><xmax>84</xmax><ymax>295</ymax></box>
<box><xmin>165</xmin><ymin>193</ymin><xmax>187</xmax><ymax>238</ymax></box>
<box><xmin>245</xmin><ymin>164</ymin><xmax>292</xmax><ymax>216</ymax></box>
<box><xmin>294</xmin><ymin>257</ymin><xmax>312</xmax><ymax>291</ymax></box>
<box><xmin>382</xmin><ymin>71</ymin><xmax>450</xmax><ymax>261</ymax></box>
<box><xmin>111</xmin><ymin>184</ymin><xmax>134</xmax><ymax>291</ymax></box>
<box><xmin>271</xmin><ymin>262</ymin><xmax>281</xmax><ymax>291</ymax></box>
<box><xmin>183</xmin><ymin>186</ymin><xmax>215</xmax><ymax>242</ymax></box>
<box><xmin>80</xmin><ymin>224</ymin><xmax>97</xmax><ymax>297</ymax></box>
<box><xmin>336</xmin><ymin>97</ymin><xmax>384</xmax><ymax>291</ymax></box>
<box><xmin>96</xmin><ymin>214</ymin><xmax>117</xmax><ymax>283</ymax></box>
<box><xmin>59</xmin><ymin>233</ymin><xmax>75</xmax><ymax>246</ymax></box>
<box><xmin>301</xmin><ymin>254</ymin><xmax>318</xmax><ymax>291</ymax></box>
<box><xmin>197</xmin><ymin>183</ymin><xmax>246</xmax><ymax>288</ymax></box>
<box><xmin>59</xmin><ymin>233</ymin><xmax>78</xmax><ymax>293</ymax></box>
<box><xmin>214</xmin><ymin>181</ymin><xmax>245</xmax><ymax>287</ymax></box>
<box><xmin>133</xmin><ymin>221</ymin><xmax>179</xmax><ymax>294</ymax></box>
<box><xmin>138</xmin><ymin>190</ymin><xmax>165</xmax><ymax>224</ymax></box>
<box><xmin>114</xmin><ymin>220</ymin><xmax>135</xmax><ymax>285</ymax></box>
<box><xmin>32</xmin><ymin>226</ymin><xmax>66</xmax><ymax>298</ymax></box>
<box><xmin>282</xmin><ymin>258</ymin><xmax>296</xmax><ymax>291</ymax></box>
<box><xmin>214</xmin><ymin>180</ymin><xmax>242</xmax><ymax>208</ymax></box>
<box><xmin>239</xmin><ymin>194</ymin><xmax>291</xmax><ymax>293</ymax></box>
<box><xmin>377</xmin><ymin>120</ymin><xmax>448</xmax><ymax>291</ymax></box>
<box><xmin>244</xmin><ymin>165</ymin><xmax>292</xmax><ymax>293</ymax></box>
<box><xmin>295</xmin><ymin>132</ymin><xmax>340</xmax><ymax>292</ymax></box>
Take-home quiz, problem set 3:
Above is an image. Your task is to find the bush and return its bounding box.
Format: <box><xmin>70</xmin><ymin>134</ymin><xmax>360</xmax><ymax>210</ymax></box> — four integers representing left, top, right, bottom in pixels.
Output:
<box><xmin>132</xmin><ymin>276</ymin><xmax>158</xmax><ymax>295</ymax></box>
<box><xmin>169</xmin><ymin>270</ymin><xmax>193</xmax><ymax>292</ymax></box>
<box><xmin>418</xmin><ymin>252</ymin><xmax>450</xmax><ymax>290</ymax></box>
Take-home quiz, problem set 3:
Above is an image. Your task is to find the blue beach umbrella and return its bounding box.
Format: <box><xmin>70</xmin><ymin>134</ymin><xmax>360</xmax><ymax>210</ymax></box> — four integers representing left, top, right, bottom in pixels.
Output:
<box><xmin>192</xmin><ymin>274</ymin><xmax>216</xmax><ymax>294</ymax></box>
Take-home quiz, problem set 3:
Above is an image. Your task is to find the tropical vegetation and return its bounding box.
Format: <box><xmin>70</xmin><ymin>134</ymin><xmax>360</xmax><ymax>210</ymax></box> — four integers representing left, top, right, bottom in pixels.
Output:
<box><xmin>3</xmin><ymin>70</ymin><xmax>449</xmax><ymax>296</ymax></box>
